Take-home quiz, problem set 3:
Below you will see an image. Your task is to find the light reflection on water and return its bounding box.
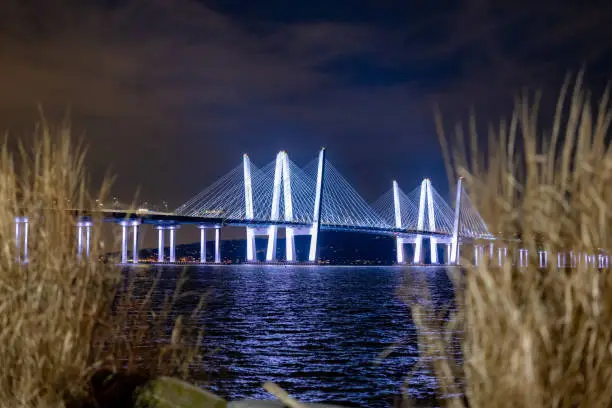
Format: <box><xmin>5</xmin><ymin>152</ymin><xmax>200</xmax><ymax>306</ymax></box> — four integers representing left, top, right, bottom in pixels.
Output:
<box><xmin>142</xmin><ymin>265</ymin><xmax>456</xmax><ymax>407</ymax></box>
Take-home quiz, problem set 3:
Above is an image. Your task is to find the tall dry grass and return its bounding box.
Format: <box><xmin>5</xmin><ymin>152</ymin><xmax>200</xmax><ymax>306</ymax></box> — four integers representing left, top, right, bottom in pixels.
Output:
<box><xmin>0</xmin><ymin>117</ymin><xmax>203</xmax><ymax>408</ymax></box>
<box><xmin>94</xmin><ymin>270</ymin><xmax>206</xmax><ymax>381</ymax></box>
<box><xmin>405</xmin><ymin>74</ymin><xmax>612</xmax><ymax>407</ymax></box>
<box><xmin>0</xmin><ymin>118</ymin><xmax>118</xmax><ymax>407</ymax></box>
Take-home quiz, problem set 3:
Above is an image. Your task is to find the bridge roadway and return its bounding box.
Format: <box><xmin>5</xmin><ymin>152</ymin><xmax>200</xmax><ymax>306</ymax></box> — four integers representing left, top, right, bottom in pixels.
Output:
<box><xmin>86</xmin><ymin>209</ymin><xmax>454</xmax><ymax>239</ymax></box>
<box><xmin>52</xmin><ymin>208</ymin><xmax>465</xmax><ymax>265</ymax></box>
<box><xmin>25</xmin><ymin>209</ymin><xmax>609</xmax><ymax>269</ymax></box>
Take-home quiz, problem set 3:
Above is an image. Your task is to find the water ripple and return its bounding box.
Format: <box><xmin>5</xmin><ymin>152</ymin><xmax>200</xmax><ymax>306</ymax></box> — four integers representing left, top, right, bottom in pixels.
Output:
<box><xmin>142</xmin><ymin>265</ymin><xmax>455</xmax><ymax>407</ymax></box>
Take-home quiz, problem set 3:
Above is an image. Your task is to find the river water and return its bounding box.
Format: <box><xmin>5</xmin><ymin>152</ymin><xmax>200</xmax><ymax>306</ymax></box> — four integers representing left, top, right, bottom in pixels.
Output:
<box><xmin>144</xmin><ymin>265</ymin><xmax>456</xmax><ymax>407</ymax></box>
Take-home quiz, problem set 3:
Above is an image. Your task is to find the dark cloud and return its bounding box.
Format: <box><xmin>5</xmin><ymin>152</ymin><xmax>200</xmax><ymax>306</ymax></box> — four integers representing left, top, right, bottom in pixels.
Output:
<box><xmin>0</xmin><ymin>0</ymin><xmax>611</xmax><ymax>215</ymax></box>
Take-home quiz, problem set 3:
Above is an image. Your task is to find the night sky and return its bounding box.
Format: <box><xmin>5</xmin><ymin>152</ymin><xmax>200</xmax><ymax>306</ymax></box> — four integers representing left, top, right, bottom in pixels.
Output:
<box><xmin>1</xmin><ymin>0</ymin><xmax>612</xmax><ymax>207</ymax></box>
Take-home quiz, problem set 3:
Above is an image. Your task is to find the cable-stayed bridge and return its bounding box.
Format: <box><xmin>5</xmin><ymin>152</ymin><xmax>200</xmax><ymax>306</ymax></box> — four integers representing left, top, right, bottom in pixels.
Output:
<box><xmin>14</xmin><ymin>148</ymin><xmax>612</xmax><ymax>269</ymax></box>
<box><xmin>172</xmin><ymin>148</ymin><xmax>492</xmax><ymax>264</ymax></box>
<box><xmin>10</xmin><ymin>148</ymin><xmax>492</xmax><ymax>265</ymax></box>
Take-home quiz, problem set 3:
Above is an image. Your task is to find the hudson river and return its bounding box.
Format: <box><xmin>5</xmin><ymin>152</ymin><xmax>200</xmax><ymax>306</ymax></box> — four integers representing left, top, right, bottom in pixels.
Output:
<box><xmin>144</xmin><ymin>265</ymin><xmax>456</xmax><ymax>407</ymax></box>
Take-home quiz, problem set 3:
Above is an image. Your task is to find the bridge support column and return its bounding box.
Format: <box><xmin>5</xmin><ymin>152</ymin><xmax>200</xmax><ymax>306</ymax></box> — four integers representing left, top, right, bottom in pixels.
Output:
<box><xmin>498</xmin><ymin>246</ymin><xmax>507</xmax><ymax>267</ymax></box>
<box><xmin>286</xmin><ymin>227</ymin><xmax>296</xmax><ymax>262</ymax></box>
<box><xmin>214</xmin><ymin>227</ymin><xmax>221</xmax><ymax>263</ymax></box>
<box><xmin>446</xmin><ymin>243</ymin><xmax>452</xmax><ymax>264</ymax></box>
<box><xmin>309</xmin><ymin>148</ymin><xmax>326</xmax><ymax>262</ymax></box>
<box><xmin>450</xmin><ymin>178</ymin><xmax>463</xmax><ymax>265</ymax></box>
<box><xmin>120</xmin><ymin>221</ymin><xmax>129</xmax><ymax>264</ymax></box>
<box><xmin>15</xmin><ymin>217</ymin><xmax>21</xmax><ymax>260</ymax></box>
<box><xmin>15</xmin><ymin>216</ymin><xmax>28</xmax><ymax>263</ymax></box>
<box><xmin>243</xmin><ymin>154</ymin><xmax>257</xmax><ymax>262</ymax></box>
<box><xmin>169</xmin><ymin>226</ymin><xmax>177</xmax><ymax>263</ymax></box>
<box><xmin>131</xmin><ymin>221</ymin><xmax>140</xmax><ymax>264</ymax></box>
<box><xmin>246</xmin><ymin>227</ymin><xmax>256</xmax><ymax>262</ymax></box>
<box><xmin>23</xmin><ymin>217</ymin><xmax>28</xmax><ymax>263</ymax></box>
<box><xmin>425</xmin><ymin>180</ymin><xmax>438</xmax><ymax>264</ymax></box>
<box><xmin>396</xmin><ymin>237</ymin><xmax>405</xmax><ymax>264</ymax></box>
<box><xmin>85</xmin><ymin>221</ymin><xmax>91</xmax><ymax>258</ymax></box>
<box><xmin>156</xmin><ymin>226</ymin><xmax>165</xmax><ymax>262</ymax></box>
<box><xmin>413</xmin><ymin>180</ymin><xmax>427</xmax><ymax>264</ymax></box>
<box><xmin>199</xmin><ymin>226</ymin><xmax>207</xmax><ymax>263</ymax></box>
<box><xmin>77</xmin><ymin>221</ymin><xmax>83</xmax><ymax>258</ymax></box>
<box><xmin>538</xmin><ymin>250</ymin><xmax>548</xmax><ymax>268</ymax></box>
<box><xmin>472</xmin><ymin>245</ymin><xmax>486</xmax><ymax>266</ymax></box>
<box><xmin>266</xmin><ymin>226</ymin><xmax>278</xmax><ymax>262</ymax></box>
<box><xmin>281</xmin><ymin>152</ymin><xmax>296</xmax><ymax>262</ymax></box>
<box><xmin>538</xmin><ymin>250</ymin><xmax>542</xmax><ymax>267</ymax></box>
<box><xmin>430</xmin><ymin>240</ymin><xmax>438</xmax><ymax>264</ymax></box>
<box><xmin>266</xmin><ymin>152</ymin><xmax>283</xmax><ymax>262</ymax></box>
<box><xmin>77</xmin><ymin>218</ymin><xmax>92</xmax><ymax>259</ymax></box>
<box><xmin>392</xmin><ymin>181</ymin><xmax>405</xmax><ymax>264</ymax></box>
<box><xmin>519</xmin><ymin>248</ymin><xmax>528</xmax><ymax>267</ymax></box>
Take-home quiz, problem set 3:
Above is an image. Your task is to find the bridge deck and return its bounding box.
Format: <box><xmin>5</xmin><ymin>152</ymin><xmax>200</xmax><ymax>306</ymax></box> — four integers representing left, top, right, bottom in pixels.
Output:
<box><xmin>69</xmin><ymin>210</ymin><xmax>476</xmax><ymax>239</ymax></box>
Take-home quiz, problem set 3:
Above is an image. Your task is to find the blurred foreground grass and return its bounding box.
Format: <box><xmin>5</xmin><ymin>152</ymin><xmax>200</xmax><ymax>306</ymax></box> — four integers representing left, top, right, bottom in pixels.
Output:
<box><xmin>405</xmin><ymin>74</ymin><xmax>612</xmax><ymax>407</ymax></box>
<box><xmin>0</xmin><ymin>117</ymin><xmax>203</xmax><ymax>408</ymax></box>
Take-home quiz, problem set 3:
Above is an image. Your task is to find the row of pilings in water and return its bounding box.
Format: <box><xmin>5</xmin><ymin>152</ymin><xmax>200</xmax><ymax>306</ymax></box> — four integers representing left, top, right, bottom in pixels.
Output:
<box><xmin>471</xmin><ymin>243</ymin><xmax>610</xmax><ymax>269</ymax></box>
<box><xmin>13</xmin><ymin>216</ymin><xmax>610</xmax><ymax>268</ymax></box>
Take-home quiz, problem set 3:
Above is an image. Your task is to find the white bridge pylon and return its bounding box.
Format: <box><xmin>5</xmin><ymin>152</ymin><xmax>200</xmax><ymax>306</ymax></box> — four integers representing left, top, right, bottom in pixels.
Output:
<box><xmin>387</xmin><ymin>176</ymin><xmax>491</xmax><ymax>265</ymax></box>
<box><xmin>243</xmin><ymin>149</ymin><xmax>326</xmax><ymax>262</ymax></box>
<box><xmin>392</xmin><ymin>179</ymin><xmax>442</xmax><ymax>264</ymax></box>
<box><xmin>413</xmin><ymin>179</ymin><xmax>438</xmax><ymax>264</ymax></box>
<box><xmin>266</xmin><ymin>151</ymin><xmax>297</xmax><ymax>261</ymax></box>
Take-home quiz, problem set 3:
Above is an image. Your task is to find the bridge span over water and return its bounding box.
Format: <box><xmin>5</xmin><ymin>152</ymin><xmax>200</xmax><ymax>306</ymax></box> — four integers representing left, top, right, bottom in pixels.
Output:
<box><xmin>16</xmin><ymin>149</ymin><xmax>494</xmax><ymax>265</ymax></box>
<box><xmin>126</xmin><ymin>148</ymin><xmax>490</xmax><ymax>264</ymax></box>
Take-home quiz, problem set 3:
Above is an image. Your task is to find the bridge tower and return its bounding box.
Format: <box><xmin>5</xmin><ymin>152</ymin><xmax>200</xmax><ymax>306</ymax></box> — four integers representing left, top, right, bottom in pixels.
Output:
<box><xmin>266</xmin><ymin>153</ymin><xmax>283</xmax><ymax>261</ymax></box>
<box><xmin>413</xmin><ymin>179</ymin><xmax>438</xmax><ymax>264</ymax></box>
<box><xmin>243</xmin><ymin>154</ymin><xmax>257</xmax><ymax>261</ymax></box>
<box><xmin>393</xmin><ymin>180</ymin><xmax>405</xmax><ymax>264</ymax></box>
<box><xmin>282</xmin><ymin>152</ymin><xmax>296</xmax><ymax>261</ymax></box>
<box><xmin>308</xmin><ymin>148</ymin><xmax>326</xmax><ymax>262</ymax></box>
<box><xmin>426</xmin><ymin>179</ymin><xmax>438</xmax><ymax>264</ymax></box>
<box><xmin>266</xmin><ymin>151</ymin><xmax>297</xmax><ymax>262</ymax></box>
<box><xmin>450</xmin><ymin>177</ymin><xmax>463</xmax><ymax>264</ymax></box>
